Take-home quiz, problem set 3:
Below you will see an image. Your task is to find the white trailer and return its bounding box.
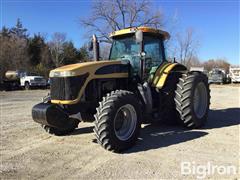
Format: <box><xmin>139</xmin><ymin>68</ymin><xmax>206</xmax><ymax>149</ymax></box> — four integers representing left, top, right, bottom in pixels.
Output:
<box><xmin>3</xmin><ymin>70</ymin><xmax>47</xmax><ymax>90</ymax></box>
<box><xmin>229</xmin><ymin>67</ymin><xmax>240</xmax><ymax>83</ymax></box>
<box><xmin>190</xmin><ymin>66</ymin><xmax>204</xmax><ymax>72</ymax></box>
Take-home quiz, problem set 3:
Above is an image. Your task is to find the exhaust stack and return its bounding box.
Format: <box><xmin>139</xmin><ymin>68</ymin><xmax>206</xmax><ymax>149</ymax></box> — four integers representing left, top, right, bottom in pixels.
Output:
<box><xmin>92</xmin><ymin>34</ymin><xmax>100</xmax><ymax>61</ymax></box>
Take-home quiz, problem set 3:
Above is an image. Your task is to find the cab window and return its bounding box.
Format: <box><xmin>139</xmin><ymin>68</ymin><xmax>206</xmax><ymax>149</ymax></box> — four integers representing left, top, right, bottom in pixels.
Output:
<box><xmin>144</xmin><ymin>35</ymin><xmax>164</xmax><ymax>67</ymax></box>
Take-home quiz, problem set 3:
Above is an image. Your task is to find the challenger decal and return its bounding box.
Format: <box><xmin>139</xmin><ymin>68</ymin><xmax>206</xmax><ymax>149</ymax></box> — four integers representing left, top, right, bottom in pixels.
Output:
<box><xmin>95</xmin><ymin>64</ymin><xmax>129</xmax><ymax>75</ymax></box>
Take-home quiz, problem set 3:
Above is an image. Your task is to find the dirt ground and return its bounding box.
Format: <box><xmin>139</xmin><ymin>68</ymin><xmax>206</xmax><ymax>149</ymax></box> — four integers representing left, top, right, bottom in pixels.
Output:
<box><xmin>0</xmin><ymin>84</ymin><xmax>239</xmax><ymax>179</ymax></box>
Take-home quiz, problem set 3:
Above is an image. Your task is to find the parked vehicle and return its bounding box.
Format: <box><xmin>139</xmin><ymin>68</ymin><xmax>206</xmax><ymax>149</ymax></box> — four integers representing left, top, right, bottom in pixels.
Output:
<box><xmin>229</xmin><ymin>67</ymin><xmax>240</xmax><ymax>83</ymax></box>
<box><xmin>20</xmin><ymin>72</ymin><xmax>47</xmax><ymax>90</ymax></box>
<box><xmin>190</xmin><ymin>66</ymin><xmax>204</xmax><ymax>72</ymax></box>
<box><xmin>208</xmin><ymin>68</ymin><xmax>230</xmax><ymax>84</ymax></box>
<box><xmin>3</xmin><ymin>70</ymin><xmax>47</xmax><ymax>90</ymax></box>
<box><xmin>190</xmin><ymin>66</ymin><xmax>208</xmax><ymax>75</ymax></box>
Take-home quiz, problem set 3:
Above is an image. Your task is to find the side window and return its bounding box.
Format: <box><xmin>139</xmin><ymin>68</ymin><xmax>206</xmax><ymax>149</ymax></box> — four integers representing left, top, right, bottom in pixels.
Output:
<box><xmin>111</xmin><ymin>41</ymin><xmax>125</xmax><ymax>60</ymax></box>
<box><xmin>144</xmin><ymin>36</ymin><xmax>163</xmax><ymax>66</ymax></box>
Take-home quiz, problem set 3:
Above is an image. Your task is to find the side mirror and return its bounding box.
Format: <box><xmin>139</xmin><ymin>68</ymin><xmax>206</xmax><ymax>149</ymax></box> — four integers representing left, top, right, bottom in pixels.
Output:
<box><xmin>135</xmin><ymin>30</ymin><xmax>143</xmax><ymax>43</ymax></box>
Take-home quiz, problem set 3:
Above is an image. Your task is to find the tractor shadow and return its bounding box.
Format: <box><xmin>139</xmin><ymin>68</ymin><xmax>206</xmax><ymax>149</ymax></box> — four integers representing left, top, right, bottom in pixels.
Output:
<box><xmin>71</xmin><ymin>126</ymin><xmax>94</xmax><ymax>135</ymax></box>
<box><xmin>202</xmin><ymin>108</ymin><xmax>240</xmax><ymax>130</ymax></box>
<box><xmin>126</xmin><ymin>108</ymin><xmax>240</xmax><ymax>153</ymax></box>
<box><xmin>69</xmin><ymin>108</ymin><xmax>239</xmax><ymax>153</ymax></box>
<box><xmin>126</xmin><ymin>125</ymin><xmax>208</xmax><ymax>153</ymax></box>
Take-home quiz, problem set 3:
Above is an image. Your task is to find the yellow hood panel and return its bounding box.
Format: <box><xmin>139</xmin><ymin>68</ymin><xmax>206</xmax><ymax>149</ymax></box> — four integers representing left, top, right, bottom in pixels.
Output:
<box><xmin>50</xmin><ymin>60</ymin><xmax>129</xmax><ymax>105</ymax></box>
<box><xmin>50</xmin><ymin>60</ymin><xmax>124</xmax><ymax>77</ymax></box>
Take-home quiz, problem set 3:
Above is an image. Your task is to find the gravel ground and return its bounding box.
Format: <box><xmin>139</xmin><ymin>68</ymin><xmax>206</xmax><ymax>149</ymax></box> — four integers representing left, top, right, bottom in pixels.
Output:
<box><xmin>0</xmin><ymin>84</ymin><xmax>239</xmax><ymax>179</ymax></box>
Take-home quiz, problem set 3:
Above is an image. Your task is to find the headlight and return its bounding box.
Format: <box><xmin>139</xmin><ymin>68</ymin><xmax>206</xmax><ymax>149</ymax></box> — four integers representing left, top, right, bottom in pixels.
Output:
<box><xmin>50</xmin><ymin>71</ymin><xmax>76</xmax><ymax>77</ymax></box>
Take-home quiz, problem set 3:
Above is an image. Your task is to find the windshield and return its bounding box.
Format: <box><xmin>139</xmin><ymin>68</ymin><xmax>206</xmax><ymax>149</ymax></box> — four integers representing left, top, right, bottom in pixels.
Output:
<box><xmin>21</xmin><ymin>72</ymin><xmax>38</xmax><ymax>77</ymax></box>
<box><xmin>110</xmin><ymin>35</ymin><xmax>141</xmax><ymax>74</ymax></box>
<box><xmin>110</xmin><ymin>35</ymin><xmax>139</xmax><ymax>60</ymax></box>
<box><xmin>109</xmin><ymin>34</ymin><xmax>165</xmax><ymax>76</ymax></box>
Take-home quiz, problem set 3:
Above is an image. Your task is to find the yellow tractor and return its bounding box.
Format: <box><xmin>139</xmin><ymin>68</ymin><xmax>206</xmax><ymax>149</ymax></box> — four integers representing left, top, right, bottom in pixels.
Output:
<box><xmin>32</xmin><ymin>27</ymin><xmax>210</xmax><ymax>152</ymax></box>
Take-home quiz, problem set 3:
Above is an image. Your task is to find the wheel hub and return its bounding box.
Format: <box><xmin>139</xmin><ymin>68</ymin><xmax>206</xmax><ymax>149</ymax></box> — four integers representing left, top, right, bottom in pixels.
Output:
<box><xmin>114</xmin><ymin>104</ymin><xmax>137</xmax><ymax>141</ymax></box>
<box><xmin>193</xmin><ymin>82</ymin><xmax>208</xmax><ymax>119</ymax></box>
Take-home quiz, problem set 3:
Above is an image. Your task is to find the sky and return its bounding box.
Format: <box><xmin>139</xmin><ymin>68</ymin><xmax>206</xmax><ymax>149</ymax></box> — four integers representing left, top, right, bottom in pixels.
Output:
<box><xmin>1</xmin><ymin>0</ymin><xmax>239</xmax><ymax>65</ymax></box>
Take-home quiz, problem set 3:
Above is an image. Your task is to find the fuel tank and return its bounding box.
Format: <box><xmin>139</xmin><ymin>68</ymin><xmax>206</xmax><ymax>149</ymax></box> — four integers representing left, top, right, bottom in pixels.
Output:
<box><xmin>5</xmin><ymin>70</ymin><xmax>20</xmax><ymax>80</ymax></box>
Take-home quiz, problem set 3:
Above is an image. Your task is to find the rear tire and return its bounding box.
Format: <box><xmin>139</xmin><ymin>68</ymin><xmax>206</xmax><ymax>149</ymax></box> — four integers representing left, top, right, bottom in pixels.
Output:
<box><xmin>160</xmin><ymin>72</ymin><xmax>182</xmax><ymax>125</ymax></box>
<box><xmin>174</xmin><ymin>72</ymin><xmax>210</xmax><ymax>128</ymax></box>
<box><xmin>94</xmin><ymin>90</ymin><xmax>142</xmax><ymax>152</ymax></box>
<box><xmin>41</xmin><ymin>118</ymin><xmax>79</xmax><ymax>136</ymax></box>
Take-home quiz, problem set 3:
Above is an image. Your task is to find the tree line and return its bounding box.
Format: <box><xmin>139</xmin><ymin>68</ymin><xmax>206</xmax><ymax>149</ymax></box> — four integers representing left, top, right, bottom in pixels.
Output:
<box><xmin>0</xmin><ymin>18</ymin><xmax>89</xmax><ymax>80</ymax></box>
<box><xmin>1</xmin><ymin>0</ymin><xmax>233</xmax><ymax>81</ymax></box>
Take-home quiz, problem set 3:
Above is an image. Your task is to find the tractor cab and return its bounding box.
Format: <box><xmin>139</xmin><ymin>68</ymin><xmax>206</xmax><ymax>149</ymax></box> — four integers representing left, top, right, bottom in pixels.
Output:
<box><xmin>109</xmin><ymin>27</ymin><xmax>170</xmax><ymax>80</ymax></box>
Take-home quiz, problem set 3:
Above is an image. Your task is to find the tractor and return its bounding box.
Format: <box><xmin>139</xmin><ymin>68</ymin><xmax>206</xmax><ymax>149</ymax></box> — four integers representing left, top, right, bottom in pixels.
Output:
<box><xmin>32</xmin><ymin>27</ymin><xmax>210</xmax><ymax>152</ymax></box>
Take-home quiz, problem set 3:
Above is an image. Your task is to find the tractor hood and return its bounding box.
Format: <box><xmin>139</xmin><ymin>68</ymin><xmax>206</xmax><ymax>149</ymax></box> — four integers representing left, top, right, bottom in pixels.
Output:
<box><xmin>49</xmin><ymin>60</ymin><xmax>129</xmax><ymax>105</ymax></box>
<box><xmin>49</xmin><ymin>61</ymin><xmax>126</xmax><ymax>77</ymax></box>
<box><xmin>49</xmin><ymin>60</ymin><xmax>128</xmax><ymax>78</ymax></box>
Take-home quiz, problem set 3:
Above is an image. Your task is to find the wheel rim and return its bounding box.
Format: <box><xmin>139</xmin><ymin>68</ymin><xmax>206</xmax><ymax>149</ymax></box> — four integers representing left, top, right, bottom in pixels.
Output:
<box><xmin>114</xmin><ymin>104</ymin><xmax>137</xmax><ymax>141</ymax></box>
<box><xmin>193</xmin><ymin>82</ymin><xmax>208</xmax><ymax>119</ymax></box>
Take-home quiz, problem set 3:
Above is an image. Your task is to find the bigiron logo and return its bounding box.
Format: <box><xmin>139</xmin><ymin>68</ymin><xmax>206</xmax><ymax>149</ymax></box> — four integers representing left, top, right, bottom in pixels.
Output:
<box><xmin>181</xmin><ymin>161</ymin><xmax>237</xmax><ymax>179</ymax></box>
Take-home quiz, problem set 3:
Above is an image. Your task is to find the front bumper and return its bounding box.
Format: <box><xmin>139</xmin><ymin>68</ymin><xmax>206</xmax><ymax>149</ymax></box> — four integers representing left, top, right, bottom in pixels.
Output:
<box><xmin>32</xmin><ymin>103</ymin><xmax>74</xmax><ymax>130</ymax></box>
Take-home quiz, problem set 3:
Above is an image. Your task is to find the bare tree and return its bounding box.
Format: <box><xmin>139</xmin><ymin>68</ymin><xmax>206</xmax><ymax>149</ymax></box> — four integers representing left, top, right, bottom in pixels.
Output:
<box><xmin>0</xmin><ymin>34</ymin><xmax>29</xmax><ymax>79</ymax></box>
<box><xmin>80</xmin><ymin>0</ymin><xmax>164</xmax><ymax>42</ymax></box>
<box><xmin>186</xmin><ymin>56</ymin><xmax>201</xmax><ymax>68</ymax></box>
<box><xmin>48</xmin><ymin>32</ymin><xmax>66</xmax><ymax>67</ymax></box>
<box><xmin>100</xmin><ymin>43</ymin><xmax>111</xmax><ymax>60</ymax></box>
<box><xmin>203</xmin><ymin>58</ymin><xmax>230</xmax><ymax>73</ymax></box>
<box><xmin>175</xmin><ymin>28</ymin><xmax>199</xmax><ymax>67</ymax></box>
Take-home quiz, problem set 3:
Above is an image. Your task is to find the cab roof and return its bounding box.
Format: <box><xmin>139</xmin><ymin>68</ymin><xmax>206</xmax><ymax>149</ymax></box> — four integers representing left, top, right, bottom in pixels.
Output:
<box><xmin>109</xmin><ymin>26</ymin><xmax>170</xmax><ymax>40</ymax></box>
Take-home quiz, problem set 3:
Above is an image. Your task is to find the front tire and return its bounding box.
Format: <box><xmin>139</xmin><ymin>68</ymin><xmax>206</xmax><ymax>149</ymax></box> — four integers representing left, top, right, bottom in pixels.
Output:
<box><xmin>94</xmin><ymin>90</ymin><xmax>142</xmax><ymax>152</ymax></box>
<box><xmin>25</xmin><ymin>82</ymin><xmax>30</xmax><ymax>90</ymax></box>
<box><xmin>174</xmin><ymin>72</ymin><xmax>210</xmax><ymax>128</ymax></box>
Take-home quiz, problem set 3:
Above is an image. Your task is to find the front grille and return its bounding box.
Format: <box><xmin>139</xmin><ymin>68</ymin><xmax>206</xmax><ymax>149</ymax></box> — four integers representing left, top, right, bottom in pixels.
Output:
<box><xmin>50</xmin><ymin>73</ymin><xmax>89</xmax><ymax>100</ymax></box>
<box><xmin>34</xmin><ymin>78</ymin><xmax>44</xmax><ymax>82</ymax></box>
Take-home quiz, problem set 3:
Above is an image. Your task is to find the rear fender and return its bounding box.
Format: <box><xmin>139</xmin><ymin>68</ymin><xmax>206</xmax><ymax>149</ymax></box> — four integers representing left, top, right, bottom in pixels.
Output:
<box><xmin>152</xmin><ymin>62</ymin><xmax>187</xmax><ymax>89</ymax></box>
